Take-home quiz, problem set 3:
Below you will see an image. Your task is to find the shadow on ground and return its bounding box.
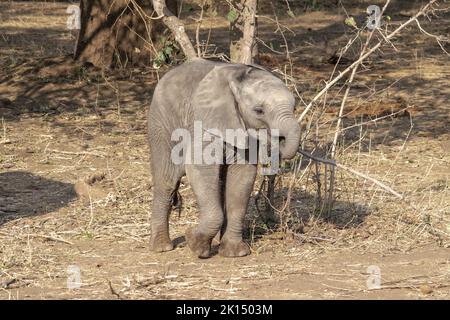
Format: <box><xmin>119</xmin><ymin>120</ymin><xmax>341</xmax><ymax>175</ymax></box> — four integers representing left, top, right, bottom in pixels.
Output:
<box><xmin>245</xmin><ymin>177</ymin><xmax>370</xmax><ymax>244</ymax></box>
<box><xmin>0</xmin><ymin>171</ymin><xmax>77</xmax><ymax>226</ymax></box>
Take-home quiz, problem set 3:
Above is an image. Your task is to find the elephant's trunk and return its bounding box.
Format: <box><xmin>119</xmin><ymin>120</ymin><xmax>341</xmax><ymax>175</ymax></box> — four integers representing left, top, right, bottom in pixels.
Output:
<box><xmin>278</xmin><ymin>117</ymin><xmax>301</xmax><ymax>160</ymax></box>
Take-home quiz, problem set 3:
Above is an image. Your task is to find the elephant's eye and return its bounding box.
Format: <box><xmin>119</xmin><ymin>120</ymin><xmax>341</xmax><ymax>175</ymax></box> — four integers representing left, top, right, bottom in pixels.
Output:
<box><xmin>254</xmin><ymin>106</ymin><xmax>264</xmax><ymax>116</ymax></box>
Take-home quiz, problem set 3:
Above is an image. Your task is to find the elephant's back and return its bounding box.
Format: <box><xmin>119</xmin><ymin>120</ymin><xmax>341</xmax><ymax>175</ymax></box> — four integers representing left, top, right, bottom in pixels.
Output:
<box><xmin>149</xmin><ymin>58</ymin><xmax>218</xmax><ymax>126</ymax></box>
<box><xmin>152</xmin><ymin>58</ymin><xmax>218</xmax><ymax>106</ymax></box>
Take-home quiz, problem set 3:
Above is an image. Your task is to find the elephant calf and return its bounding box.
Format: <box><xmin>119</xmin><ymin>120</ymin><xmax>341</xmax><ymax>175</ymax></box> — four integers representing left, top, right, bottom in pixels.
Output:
<box><xmin>148</xmin><ymin>58</ymin><xmax>300</xmax><ymax>258</ymax></box>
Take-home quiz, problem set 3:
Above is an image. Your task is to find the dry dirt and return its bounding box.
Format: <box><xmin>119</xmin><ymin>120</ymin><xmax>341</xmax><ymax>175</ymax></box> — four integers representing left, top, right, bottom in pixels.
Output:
<box><xmin>0</xmin><ymin>1</ymin><xmax>449</xmax><ymax>299</ymax></box>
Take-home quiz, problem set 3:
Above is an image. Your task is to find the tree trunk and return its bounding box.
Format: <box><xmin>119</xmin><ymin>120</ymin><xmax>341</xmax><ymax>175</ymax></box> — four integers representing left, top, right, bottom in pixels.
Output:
<box><xmin>229</xmin><ymin>0</ymin><xmax>258</xmax><ymax>64</ymax></box>
<box><xmin>74</xmin><ymin>0</ymin><xmax>178</xmax><ymax>68</ymax></box>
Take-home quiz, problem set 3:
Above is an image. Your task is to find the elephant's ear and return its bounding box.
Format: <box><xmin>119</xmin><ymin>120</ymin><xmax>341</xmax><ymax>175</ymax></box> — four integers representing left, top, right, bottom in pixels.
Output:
<box><xmin>192</xmin><ymin>64</ymin><xmax>252</xmax><ymax>149</ymax></box>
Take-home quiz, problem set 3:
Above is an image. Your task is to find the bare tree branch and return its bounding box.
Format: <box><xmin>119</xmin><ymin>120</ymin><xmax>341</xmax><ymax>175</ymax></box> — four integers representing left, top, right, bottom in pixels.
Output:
<box><xmin>297</xmin><ymin>150</ymin><xmax>404</xmax><ymax>199</ymax></box>
<box><xmin>152</xmin><ymin>0</ymin><xmax>197</xmax><ymax>59</ymax></box>
<box><xmin>297</xmin><ymin>0</ymin><xmax>441</xmax><ymax>123</ymax></box>
<box><xmin>326</xmin><ymin>0</ymin><xmax>393</xmax><ymax>211</ymax></box>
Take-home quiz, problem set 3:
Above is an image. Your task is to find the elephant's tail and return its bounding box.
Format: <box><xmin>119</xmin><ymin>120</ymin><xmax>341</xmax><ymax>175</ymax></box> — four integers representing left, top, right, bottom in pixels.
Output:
<box><xmin>170</xmin><ymin>182</ymin><xmax>182</xmax><ymax>217</ymax></box>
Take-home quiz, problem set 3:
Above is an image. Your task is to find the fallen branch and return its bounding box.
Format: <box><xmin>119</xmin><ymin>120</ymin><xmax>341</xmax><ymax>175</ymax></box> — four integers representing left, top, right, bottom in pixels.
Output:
<box><xmin>368</xmin><ymin>283</ymin><xmax>450</xmax><ymax>292</ymax></box>
<box><xmin>27</xmin><ymin>233</ymin><xmax>74</xmax><ymax>245</ymax></box>
<box><xmin>46</xmin><ymin>149</ymin><xmax>106</xmax><ymax>158</ymax></box>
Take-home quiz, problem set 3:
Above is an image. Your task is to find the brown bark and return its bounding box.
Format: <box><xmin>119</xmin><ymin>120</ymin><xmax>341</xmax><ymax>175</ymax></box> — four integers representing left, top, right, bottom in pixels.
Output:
<box><xmin>74</xmin><ymin>0</ymin><xmax>178</xmax><ymax>68</ymax></box>
<box><xmin>229</xmin><ymin>0</ymin><xmax>258</xmax><ymax>64</ymax></box>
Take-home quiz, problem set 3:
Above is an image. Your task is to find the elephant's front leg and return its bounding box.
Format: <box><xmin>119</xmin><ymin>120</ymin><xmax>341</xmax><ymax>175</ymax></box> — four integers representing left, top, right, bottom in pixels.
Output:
<box><xmin>185</xmin><ymin>164</ymin><xmax>224</xmax><ymax>258</ymax></box>
<box><xmin>219</xmin><ymin>164</ymin><xmax>257</xmax><ymax>257</ymax></box>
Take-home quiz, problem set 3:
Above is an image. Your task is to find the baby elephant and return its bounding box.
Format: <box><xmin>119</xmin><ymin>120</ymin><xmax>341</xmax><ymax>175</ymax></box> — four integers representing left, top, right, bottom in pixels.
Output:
<box><xmin>148</xmin><ymin>58</ymin><xmax>300</xmax><ymax>258</ymax></box>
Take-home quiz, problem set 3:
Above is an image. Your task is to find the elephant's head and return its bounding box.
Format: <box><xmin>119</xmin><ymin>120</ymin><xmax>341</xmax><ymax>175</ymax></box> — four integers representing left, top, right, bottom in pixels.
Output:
<box><xmin>192</xmin><ymin>63</ymin><xmax>300</xmax><ymax>160</ymax></box>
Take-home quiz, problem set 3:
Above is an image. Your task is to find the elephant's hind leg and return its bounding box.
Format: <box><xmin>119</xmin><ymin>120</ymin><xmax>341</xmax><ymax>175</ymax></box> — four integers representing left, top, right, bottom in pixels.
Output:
<box><xmin>219</xmin><ymin>164</ymin><xmax>257</xmax><ymax>257</ymax></box>
<box><xmin>150</xmin><ymin>162</ymin><xmax>184</xmax><ymax>253</ymax></box>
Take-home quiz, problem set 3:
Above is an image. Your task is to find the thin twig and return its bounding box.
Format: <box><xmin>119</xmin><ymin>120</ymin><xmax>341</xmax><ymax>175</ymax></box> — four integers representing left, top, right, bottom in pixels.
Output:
<box><xmin>297</xmin><ymin>149</ymin><xmax>404</xmax><ymax>199</ymax></box>
<box><xmin>26</xmin><ymin>233</ymin><xmax>74</xmax><ymax>245</ymax></box>
<box><xmin>326</xmin><ymin>0</ymin><xmax>392</xmax><ymax>211</ymax></box>
<box><xmin>46</xmin><ymin>149</ymin><xmax>106</xmax><ymax>158</ymax></box>
<box><xmin>195</xmin><ymin>0</ymin><xmax>207</xmax><ymax>57</ymax></box>
<box><xmin>297</xmin><ymin>0</ymin><xmax>441</xmax><ymax>123</ymax></box>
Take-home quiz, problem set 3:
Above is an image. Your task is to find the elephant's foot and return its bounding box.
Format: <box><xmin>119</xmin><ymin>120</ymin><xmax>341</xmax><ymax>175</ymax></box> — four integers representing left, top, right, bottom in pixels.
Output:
<box><xmin>185</xmin><ymin>227</ymin><xmax>212</xmax><ymax>258</ymax></box>
<box><xmin>219</xmin><ymin>239</ymin><xmax>251</xmax><ymax>257</ymax></box>
<box><xmin>150</xmin><ymin>233</ymin><xmax>174</xmax><ymax>252</ymax></box>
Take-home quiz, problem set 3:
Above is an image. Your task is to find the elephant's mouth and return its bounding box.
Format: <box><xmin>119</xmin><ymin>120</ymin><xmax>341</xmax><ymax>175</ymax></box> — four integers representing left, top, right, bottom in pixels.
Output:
<box><xmin>265</xmin><ymin>130</ymin><xmax>286</xmax><ymax>151</ymax></box>
<box><xmin>252</xmin><ymin>126</ymin><xmax>299</xmax><ymax>160</ymax></box>
<box><xmin>269</xmin><ymin>121</ymin><xmax>301</xmax><ymax>160</ymax></box>
<box><xmin>276</xmin><ymin>135</ymin><xmax>288</xmax><ymax>155</ymax></box>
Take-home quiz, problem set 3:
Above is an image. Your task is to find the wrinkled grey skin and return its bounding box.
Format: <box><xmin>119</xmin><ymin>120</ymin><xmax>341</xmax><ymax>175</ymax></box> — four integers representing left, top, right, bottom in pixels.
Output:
<box><xmin>148</xmin><ymin>58</ymin><xmax>300</xmax><ymax>258</ymax></box>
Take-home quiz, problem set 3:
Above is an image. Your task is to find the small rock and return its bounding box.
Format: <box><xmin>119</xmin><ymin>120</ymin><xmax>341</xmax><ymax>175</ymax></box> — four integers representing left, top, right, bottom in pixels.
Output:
<box><xmin>419</xmin><ymin>285</ymin><xmax>433</xmax><ymax>295</ymax></box>
<box><xmin>0</xmin><ymin>139</ymin><xmax>12</xmax><ymax>145</ymax></box>
<box><xmin>74</xmin><ymin>172</ymin><xmax>109</xmax><ymax>203</ymax></box>
<box><xmin>0</xmin><ymin>278</ymin><xmax>17</xmax><ymax>289</ymax></box>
